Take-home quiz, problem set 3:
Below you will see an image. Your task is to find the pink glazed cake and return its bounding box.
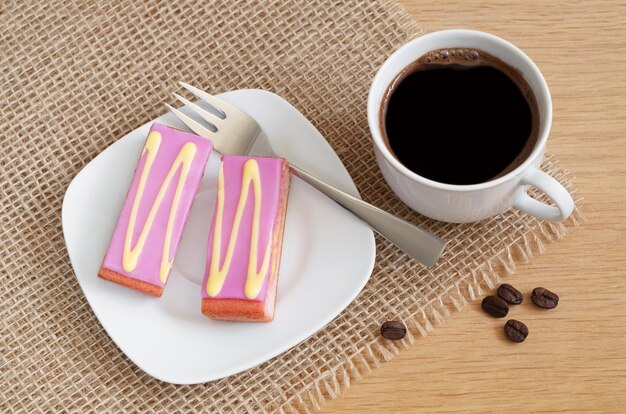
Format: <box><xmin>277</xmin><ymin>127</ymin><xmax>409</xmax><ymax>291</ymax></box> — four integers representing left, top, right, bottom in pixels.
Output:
<box><xmin>99</xmin><ymin>123</ymin><xmax>213</xmax><ymax>296</ymax></box>
<box><xmin>201</xmin><ymin>155</ymin><xmax>290</xmax><ymax>322</ymax></box>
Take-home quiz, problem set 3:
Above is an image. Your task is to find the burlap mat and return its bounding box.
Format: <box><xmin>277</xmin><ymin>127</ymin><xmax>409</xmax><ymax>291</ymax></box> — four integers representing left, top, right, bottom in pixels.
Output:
<box><xmin>0</xmin><ymin>0</ymin><xmax>581</xmax><ymax>412</ymax></box>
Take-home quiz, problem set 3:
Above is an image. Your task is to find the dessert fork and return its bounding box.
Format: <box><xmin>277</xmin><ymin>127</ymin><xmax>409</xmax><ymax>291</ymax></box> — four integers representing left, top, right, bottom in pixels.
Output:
<box><xmin>165</xmin><ymin>83</ymin><xmax>446</xmax><ymax>266</ymax></box>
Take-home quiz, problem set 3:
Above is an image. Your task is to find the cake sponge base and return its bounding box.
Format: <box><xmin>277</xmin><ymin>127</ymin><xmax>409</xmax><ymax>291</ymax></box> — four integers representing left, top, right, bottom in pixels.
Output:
<box><xmin>201</xmin><ymin>297</ymin><xmax>275</xmax><ymax>322</ymax></box>
<box><xmin>98</xmin><ymin>267</ymin><xmax>163</xmax><ymax>297</ymax></box>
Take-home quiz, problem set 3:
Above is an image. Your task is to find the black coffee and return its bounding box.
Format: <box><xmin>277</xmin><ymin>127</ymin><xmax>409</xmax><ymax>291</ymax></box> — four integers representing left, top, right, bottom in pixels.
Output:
<box><xmin>381</xmin><ymin>48</ymin><xmax>539</xmax><ymax>185</ymax></box>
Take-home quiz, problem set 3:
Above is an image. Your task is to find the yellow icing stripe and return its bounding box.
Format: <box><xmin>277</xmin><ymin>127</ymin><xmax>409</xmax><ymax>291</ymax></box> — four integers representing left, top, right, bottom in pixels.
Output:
<box><xmin>123</xmin><ymin>131</ymin><xmax>197</xmax><ymax>283</ymax></box>
<box><xmin>206</xmin><ymin>159</ymin><xmax>272</xmax><ymax>299</ymax></box>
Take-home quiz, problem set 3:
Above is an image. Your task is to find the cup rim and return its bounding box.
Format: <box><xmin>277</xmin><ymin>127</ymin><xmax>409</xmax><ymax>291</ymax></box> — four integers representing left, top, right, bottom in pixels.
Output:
<box><xmin>367</xmin><ymin>29</ymin><xmax>552</xmax><ymax>192</ymax></box>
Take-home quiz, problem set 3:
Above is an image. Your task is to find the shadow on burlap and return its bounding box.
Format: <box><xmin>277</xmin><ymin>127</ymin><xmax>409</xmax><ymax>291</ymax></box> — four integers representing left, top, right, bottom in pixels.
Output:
<box><xmin>0</xmin><ymin>0</ymin><xmax>581</xmax><ymax>412</ymax></box>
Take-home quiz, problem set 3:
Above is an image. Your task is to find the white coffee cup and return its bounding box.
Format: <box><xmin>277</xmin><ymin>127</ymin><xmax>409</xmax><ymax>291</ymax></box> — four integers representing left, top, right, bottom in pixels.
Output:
<box><xmin>368</xmin><ymin>29</ymin><xmax>574</xmax><ymax>223</ymax></box>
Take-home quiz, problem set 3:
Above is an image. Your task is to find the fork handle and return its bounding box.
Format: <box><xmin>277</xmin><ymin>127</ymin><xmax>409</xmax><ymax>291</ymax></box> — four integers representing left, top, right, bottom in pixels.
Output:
<box><xmin>289</xmin><ymin>165</ymin><xmax>446</xmax><ymax>267</ymax></box>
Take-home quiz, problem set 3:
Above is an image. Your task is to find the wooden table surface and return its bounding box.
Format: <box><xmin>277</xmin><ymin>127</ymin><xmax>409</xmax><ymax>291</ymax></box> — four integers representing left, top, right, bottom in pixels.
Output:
<box><xmin>323</xmin><ymin>1</ymin><xmax>626</xmax><ymax>412</ymax></box>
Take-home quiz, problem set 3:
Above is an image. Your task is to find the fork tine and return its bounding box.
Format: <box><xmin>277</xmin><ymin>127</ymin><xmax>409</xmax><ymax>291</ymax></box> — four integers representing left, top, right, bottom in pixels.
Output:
<box><xmin>171</xmin><ymin>92</ymin><xmax>224</xmax><ymax>128</ymax></box>
<box><xmin>164</xmin><ymin>103</ymin><xmax>217</xmax><ymax>141</ymax></box>
<box><xmin>179</xmin><ymin>82</ymin><xmax>246</xmax><ymax>120</ymax></box>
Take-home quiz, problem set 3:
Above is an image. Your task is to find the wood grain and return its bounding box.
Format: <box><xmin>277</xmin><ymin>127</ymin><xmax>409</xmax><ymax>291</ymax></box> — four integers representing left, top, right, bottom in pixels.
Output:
<box><xmin>323</xmin><ymin>1</ymin><xmax>626</xmax><ymax>412</ymax></box>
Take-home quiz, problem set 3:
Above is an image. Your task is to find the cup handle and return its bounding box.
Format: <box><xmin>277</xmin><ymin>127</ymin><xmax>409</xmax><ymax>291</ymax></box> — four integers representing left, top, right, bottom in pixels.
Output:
<box><xmin>512</xmin><ymin>168</ymin><xmax>574</xmax><ymax>221</ymax></box>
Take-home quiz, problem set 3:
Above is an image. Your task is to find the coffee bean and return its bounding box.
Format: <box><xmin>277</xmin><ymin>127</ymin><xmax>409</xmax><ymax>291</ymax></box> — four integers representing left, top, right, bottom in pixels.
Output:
<box><xmin>504</xmin><ymin>320</ymin><xmax>528</xmax><ymax>343</ymax></box>
<box><xmin>531</xmin><ymin>287</ymin><xmax>559</xmax><ymax>309</ymax></box>
<box><xmin>481</xmin><ymin>296</ymin><xmax>509</xmax><ymax>318</ymax></box>
<box><xmin>497</xmin><ymin>283</ymin><xmax>523</xmax><ymax>305</ymax></box>
<box><xmin>381</xmin><ymin>321</ymin><xmax>406</xmax><ymax>340</ymax></box>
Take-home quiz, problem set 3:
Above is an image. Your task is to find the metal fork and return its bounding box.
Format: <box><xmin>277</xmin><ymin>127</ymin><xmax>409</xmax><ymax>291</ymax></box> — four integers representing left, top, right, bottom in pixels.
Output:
<box><xmin>165</xmin><ymin>82</ymin><xmax>446</xmax><ymax>266</ymax></box>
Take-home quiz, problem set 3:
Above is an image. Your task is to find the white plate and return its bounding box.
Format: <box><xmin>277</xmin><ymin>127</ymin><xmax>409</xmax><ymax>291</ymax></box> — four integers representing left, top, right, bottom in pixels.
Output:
<box><xmin>62</xmin><ymin>89</ymin><xmax>375</xmax><ymax>384</ymax></box>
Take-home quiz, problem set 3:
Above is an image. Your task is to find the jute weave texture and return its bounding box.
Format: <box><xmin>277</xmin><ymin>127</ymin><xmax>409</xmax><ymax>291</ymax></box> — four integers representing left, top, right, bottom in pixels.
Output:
<box><xmin>0</xmin><ymin>0</ymin><xmax>581</xmax><ymax>412</ymax></box>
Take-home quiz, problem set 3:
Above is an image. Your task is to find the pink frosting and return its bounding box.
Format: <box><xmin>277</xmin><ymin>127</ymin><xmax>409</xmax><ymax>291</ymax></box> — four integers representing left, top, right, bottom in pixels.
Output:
<box><xmin>201</xmin><ymin>156</ymin><xmax>285</xmax><ymax>301</ymax></box>
<box><xmin>102</xmin><ymin>123</ymin><xmax>213</xmax><ymax>287</ymax></box>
